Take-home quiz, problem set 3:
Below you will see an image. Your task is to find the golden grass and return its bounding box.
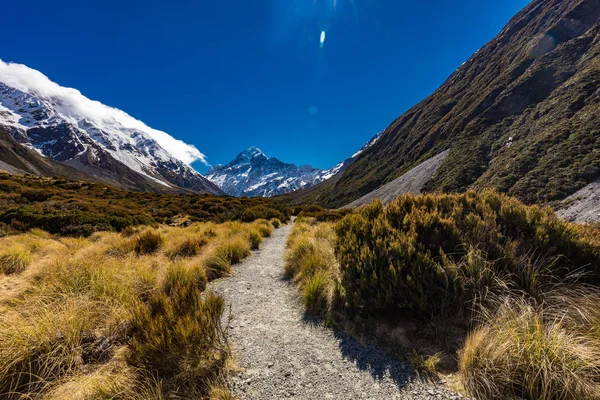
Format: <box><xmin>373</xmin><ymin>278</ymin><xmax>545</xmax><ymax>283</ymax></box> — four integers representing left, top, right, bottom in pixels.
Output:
<box><xmin>460</xmin><ymin>297</ymin><xmax>600</xmax><ymax>400</ymax></box>
<box><xmin>285</xmin><ymin>221</ymin><xmax>337</xmax><ymax>316</ymax></box>
<box><xmin>408</xmin><ymin>350</ymin><xmax>443</xmax><ymax>381</ymax></box>
<box><xmin>0</xmin><ymin>248</ymin><xmax>31</xmax><ymax>275</ymax></box>
<box><xmin>134</xmin><ymin>230</ymin><xmax>164</xmax><ymax>255</ymax></box>
<box><xmin>0</xmin><ymin>221</ymin><xmax>259</xmax><ymax>399</ymax></box>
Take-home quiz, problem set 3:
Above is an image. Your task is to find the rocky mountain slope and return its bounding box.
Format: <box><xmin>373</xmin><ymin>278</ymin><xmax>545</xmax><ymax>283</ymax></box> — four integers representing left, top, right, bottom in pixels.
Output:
<box><xmin>0</xmin><ymin>62</ymin><xmax>223</xmax><ymax>195</ymax></box>
<box><xmin>294</xmin><ymin>0</ymin><xmax>600</xmax><ymax>209</ymax></box>
<box><xmin>208</xmin><ymin>135</ymin><xmax>380</xmax><ymax>197</ymax></box>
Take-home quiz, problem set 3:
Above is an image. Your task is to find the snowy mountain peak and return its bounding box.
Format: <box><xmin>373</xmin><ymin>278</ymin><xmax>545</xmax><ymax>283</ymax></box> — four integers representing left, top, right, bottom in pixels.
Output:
<box><xmin>233</xmin><ymin>147</ymin><xmax>268</xmax><ymax>164</ymax></box>
<box><xmin>0</xmin><ymin>60</ymin><xmax>222</xmax><ymax>195</ymax></box>
<box><xmin>206</xmin><ymin>133</ymin><xmax>382</xmax><ymax>198</ymax></box>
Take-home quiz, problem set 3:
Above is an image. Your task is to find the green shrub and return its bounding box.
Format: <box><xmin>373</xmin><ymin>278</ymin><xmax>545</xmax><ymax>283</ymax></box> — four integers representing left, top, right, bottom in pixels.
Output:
<box><xmin>298</xmin><ymin>208</ymin><xmax>353</xmax><ymax>222</ymax></box>
<box><xmin>335</xmin><ymin>191</ymin><xmax>600</xmax><ymax>317</ymax></box>
<box><xmin>0</xmin><ymin>172</ymin><xmax>291</xmax><ymax>235</ymax></box>
<box><xmin>134</xmin><ymin>231</ymin><xmax>164</xmax><ymax>255</ymax></box>
<box><xmin>290</xmin><ymin>206</ymin><xmax>304</xmax><ymax>216</ymax></box>
<box><xmin>271</xmin><ymin>218</ymin><xmax>281</xmax><ymax>228</ymax></box>
<box><xmin>240</xmin><ymin>206</ymin><xmax>283</xmax><ymax>222</ymax></box>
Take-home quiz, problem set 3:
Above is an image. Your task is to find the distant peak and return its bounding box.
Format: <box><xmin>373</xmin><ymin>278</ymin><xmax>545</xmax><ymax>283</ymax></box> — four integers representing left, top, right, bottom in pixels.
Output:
<box><xmin>243</xmin><ymin>146</ymin><xmax>265</xmax><ymax>157</ymax></box>
<box><xmin>230</xmin><ymin>146</ymin><xmax>268</xmax><ymax>165</ymax></box>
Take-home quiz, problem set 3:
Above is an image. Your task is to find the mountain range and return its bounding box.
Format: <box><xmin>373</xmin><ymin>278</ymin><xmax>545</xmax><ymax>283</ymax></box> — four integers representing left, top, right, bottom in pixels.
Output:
<box><xmin>206</xmin><ymin>134</ymin><xmax>381</xmax><ymax>197</ymax></box>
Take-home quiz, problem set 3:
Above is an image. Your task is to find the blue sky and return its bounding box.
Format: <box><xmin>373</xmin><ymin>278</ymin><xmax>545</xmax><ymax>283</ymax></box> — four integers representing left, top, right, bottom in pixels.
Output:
<box><xmin>1</xmin><ymin>0</ymin><xmax>530</xmax><ymax>172</ymax></box>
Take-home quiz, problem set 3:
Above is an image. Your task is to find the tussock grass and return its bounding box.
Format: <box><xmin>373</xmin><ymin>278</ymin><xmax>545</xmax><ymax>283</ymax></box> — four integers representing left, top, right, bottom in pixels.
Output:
<box><xmin>165</xmin><ymin>236</ymin><xmax>207</xmax><ymax>259</ymax></box>
<box><xmin>285</xmin><ymin>221</ymin><xmax>337</xmax><ymax>317</ymax></box>
<box><xmin>0</xmin><ymin>220</ymin><xmax>259</xmax><ymax>399</ymax></box>
<box><xmin>302</xmin><ymin>271</ymin><xmax>331</xmax><ymax>315</ymax></box>
<box><xmin>44</xmin><ymin>363</ymin><xmax>164</xmax><ymax>400</ymax></box>
<box><xmin>248</xmin><ymin>230</ymin><xmax>263</xmax><ymax>250</ymax></box>
<box><xmin>254</xmin><ymin>219</ymin><xmax>273</xmax><ymax>238</ymax></box>
<box><xmin>270</xmin><ymin>218</ymin><xmax>281</xmax><ymax>228</ymax></box>
<box><xmin>0</xmin><ymin>296</ymin><xmax>108</xmax><ymax>394</ymax></box>
<box><xmin>134</xmin><ymin>230</ymin><xmax>164</xmax><ymax>255</ymax></box>
<box><xmin>0</xmin><ymin>248</ymin><xmax>31</xmax><ymax>274</ymax></box>
<box><xmin>216</xmin><ymin>236</ymin><xmax>251</xmax><ymax>265</ymax></box>
<box><xmin>209</xmin><ymin>385</ymin><xmax>235</xmax><ymax>400</ymax></box>
<box><xmin>460</xmin><ymin>298</ymin><xmax>600</xmax><ymax>400</ymax></box>
<box><xmin>408</xmin><ymin>350</ymin><xmax>443</xmax><ymax>381</ymax></box>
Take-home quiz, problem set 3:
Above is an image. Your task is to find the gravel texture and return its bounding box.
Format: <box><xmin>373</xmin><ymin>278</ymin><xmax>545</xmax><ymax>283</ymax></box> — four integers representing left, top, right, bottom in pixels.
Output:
<box><xmin>344</xmin><ymin>150</ymin><xmax>450</xmax><ymax>209</ymax></box>
<box><xmin>210</xmin><ymin>223</ymin><xmax>465</xmax><ymax>399</ymax></box>
<box><xmin>557</xmin><ymin>178</ymin><xmax>600</xmax><ymax>223</ymax></box>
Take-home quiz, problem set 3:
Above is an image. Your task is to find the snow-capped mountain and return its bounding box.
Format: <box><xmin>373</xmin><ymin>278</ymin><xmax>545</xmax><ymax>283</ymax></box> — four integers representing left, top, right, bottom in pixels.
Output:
<box><xmin>207</xmin><ymin>134</ymin><xmax>382</xmax><ymax>197</ymax></box>
<box><xmin>206</xmin><ymin>148</ymin><xmax>327</xmax><ymax>197</ymax></box>
<box><xmin>0</xmin><ymin>61</ymin><xmax>222</xmax><ymax>195</ymax></box>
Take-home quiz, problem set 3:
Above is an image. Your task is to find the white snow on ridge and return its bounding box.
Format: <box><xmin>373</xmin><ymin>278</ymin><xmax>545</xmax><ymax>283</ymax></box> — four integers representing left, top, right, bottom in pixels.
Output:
<box><xmin>0</xmin><ymin>60</ymin><xmax>206</xmax><ymax>166</ymax></box>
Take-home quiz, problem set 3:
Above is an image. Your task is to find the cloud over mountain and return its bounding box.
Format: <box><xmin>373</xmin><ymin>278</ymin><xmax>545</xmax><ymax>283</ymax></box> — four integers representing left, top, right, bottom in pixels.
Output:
<box><xmin>0</xmin><ymin>60</ymin><xmax>206</xmax><ymax>165</ymax></box>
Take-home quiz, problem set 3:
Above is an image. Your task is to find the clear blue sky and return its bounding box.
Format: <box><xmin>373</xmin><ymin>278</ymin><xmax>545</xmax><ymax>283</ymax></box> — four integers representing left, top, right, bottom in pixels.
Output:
<box><xmin>1</xmin><ymin>0</ymin><xmax>530</xmax><ymax>172</ymax></box>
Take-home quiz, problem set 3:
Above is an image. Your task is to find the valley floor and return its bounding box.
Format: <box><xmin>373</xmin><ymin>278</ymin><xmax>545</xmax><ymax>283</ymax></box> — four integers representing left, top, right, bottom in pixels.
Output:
<box><xmin>211</xmin><ymin>222</ymin><xmax>464</xmax><ymax>399</ymax></box>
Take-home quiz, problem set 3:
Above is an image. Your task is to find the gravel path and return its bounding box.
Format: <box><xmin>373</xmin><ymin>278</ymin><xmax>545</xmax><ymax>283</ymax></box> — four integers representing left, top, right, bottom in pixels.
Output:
<box><xmin>211</xmin><ymin>223</ymin><xmax>464</xmax><ymax>400</ymax></box>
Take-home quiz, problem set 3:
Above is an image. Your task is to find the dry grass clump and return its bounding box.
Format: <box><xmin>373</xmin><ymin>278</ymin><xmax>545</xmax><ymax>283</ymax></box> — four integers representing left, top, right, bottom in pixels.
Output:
<box><xmin>0</xmin><ymin>296</ymin><xmax>108</xmax><ymax>394</ymax></box>
<box><xmin>270</xmin><ymin>218</ymin><xmax>281</xmax><ymax>228</ymax></box>
<box><xmin>460</xmin><ymin>297</ymin><xmax>600</xmax><ymax>400</ymax></box>
<box><xmin>0</xmin><ymin>248</ymin><xmax>31</xmax><ymax>274</ymax></box>
<box><xmin>43</xmin><ymin>362</ymin><xmax>164</xmax><ymax>400</ymax></box>
<box><xmin>285</xmin><ymin>221</ymin><xmax>337</xmax><ymax>316</ymax></box>
<box><xmin>128</xmin><ymin>285</ymin><xmax>228</xmax><ymax>393</ymax></box>
<box><xmin>247</xmin><ymin>230</ymin><xmax>263</xmax><ymax>250</ymax></box>
<box><xmin>253</xmin><ymin>219</ymin><xmax>274</xmax><ymax>238</ymax></box>
<box><xmin>165</xmin><ymin>236</ymin><xmax>207</xmax><ymax>259</ymax></box>
<box><xmin>408</xmin><ymin>350</ymin><xmax>443</xmax><ymax>381</ymax></box>
<box><xmin>0</xmin><ymin>219</ymin><xmax>267</xmax><ymax>399</ymax></box>
<box><xmin>134</xmin><ymin>230</ymin><xmax>164</xmax><ymax>255</ymax></box>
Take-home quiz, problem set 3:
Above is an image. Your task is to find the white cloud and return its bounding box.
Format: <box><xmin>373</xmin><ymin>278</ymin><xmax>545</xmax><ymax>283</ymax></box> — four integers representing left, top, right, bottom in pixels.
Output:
<box><xmin>0</xmin><ymin>60</ymin><xmax>207</xmax><ymax>165</ymax></box>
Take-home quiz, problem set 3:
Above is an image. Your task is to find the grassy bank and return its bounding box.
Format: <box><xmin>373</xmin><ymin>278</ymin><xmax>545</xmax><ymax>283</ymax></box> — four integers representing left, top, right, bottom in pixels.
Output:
<box><xmin>285</xmin><ymin>191</ymin><xmax>600</xmax><ymax>399</ymax></box>
<box><xmin>0</xmin><ymin>219</ymin><xmax>277</xmax><ymax>399</ymax></box>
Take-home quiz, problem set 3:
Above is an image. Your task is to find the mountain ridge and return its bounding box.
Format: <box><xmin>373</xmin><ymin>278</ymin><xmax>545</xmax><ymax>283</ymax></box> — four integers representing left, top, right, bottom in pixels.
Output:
<box><xmin>290</xmin><ymin>0</ymin><xmax>600</xmax><ymax>209</ymax></box>
<box><xmin>0</xmin><ymin>63</ymin><xmax>223</xmax><ymax>195</ymax></box>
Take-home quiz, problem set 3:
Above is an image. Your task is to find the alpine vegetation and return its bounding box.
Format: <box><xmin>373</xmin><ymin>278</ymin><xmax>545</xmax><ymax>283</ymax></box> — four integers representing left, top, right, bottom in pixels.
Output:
<box><xmin>0</xmin><ymin>219</ymin><xmax>276</xmax><ymax>399</ymax></box>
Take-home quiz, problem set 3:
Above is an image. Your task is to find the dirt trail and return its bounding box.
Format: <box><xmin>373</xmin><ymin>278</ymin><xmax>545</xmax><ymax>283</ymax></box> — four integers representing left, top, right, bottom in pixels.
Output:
<box><xmin>211</xmin><ymin>223</ymin><xmax>464</xmax><ymax>400</ymax></box>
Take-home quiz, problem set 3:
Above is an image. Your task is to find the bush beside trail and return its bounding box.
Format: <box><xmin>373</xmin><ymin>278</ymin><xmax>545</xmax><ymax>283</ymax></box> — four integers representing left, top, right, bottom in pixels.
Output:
<box><xmin>285</xmin><ymin>191</ymin><xmax>600</xmax><ymax>400</ymax></box>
